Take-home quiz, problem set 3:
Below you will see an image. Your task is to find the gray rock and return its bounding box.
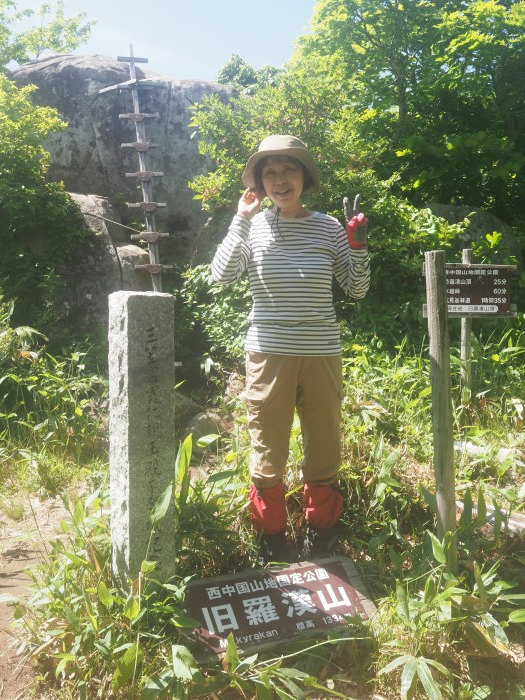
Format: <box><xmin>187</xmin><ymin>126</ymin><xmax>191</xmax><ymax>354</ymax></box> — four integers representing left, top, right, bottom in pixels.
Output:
<box><xmin>184</xmin><ymin>411</ymin><xmax>231</xmax><ymax>445</ymax></box>
<box><xmin>62</xmin><ymin>193</ymin><xmax>149</xmax><ymax>333</ymax></box>
<box><xmin>108</xmin><ymin>291</ymin><xmax>176</xmax><ymax>582</ymax></box>
<box><xmin>428</xmin><ymin>203</ymin><xmax>522</xmax><ymax>262</ymax></box>
<box><xmin>10</xmin><ymin>54</ymin><xmax>233</xmax><ymax>264</ymax></box>
<box><xmin>174</xmin><ymin>390</ymin><xmax>202</xmax><ymax>435</ymax></box>
<box><xmin>454</xmin><ymin>440</ymin><xmax>521</xmax><ymax>463</ymax></box>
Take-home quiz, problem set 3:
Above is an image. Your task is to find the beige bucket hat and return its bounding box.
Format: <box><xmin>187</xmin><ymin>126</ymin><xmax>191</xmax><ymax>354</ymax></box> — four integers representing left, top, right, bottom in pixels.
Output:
<box><xmin>242</xmin><ymin>134</ymin><xmax>320</xmax><ymax>194</ymax></box>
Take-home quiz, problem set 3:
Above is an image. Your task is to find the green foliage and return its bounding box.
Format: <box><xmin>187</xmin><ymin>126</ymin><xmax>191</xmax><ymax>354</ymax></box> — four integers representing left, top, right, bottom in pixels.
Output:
<box><xmin>190</xmin><ymin>58</ymin><xmax>361</xmax><ymax>214</ymax></box>
<box><xmin>0</xmin><ymin>0</ymin><xmax>93</xmax><ymax>67</ymax></box>
<box><xmin>0</xmin><ymin>72</ymin><xmax>63</xmax><ymax>169</ymax></box>
<box><xmin>189</xmin><ymin>55</ymin><xmax>488</xmax><ymax>360</ymax></box>
<box><xmin>3</xmin><ymin>323</ymin><xmax>524</xmax><ymax>697</ymax></box>
<box><xmin>186</xmin><ymin>2</ymin><xmax>525</xmax><ymax>380</ymax></box>
<box><xmin>177</xmin><ymin>263</ymin><xmax>250</xmax><ymax>372</ymax></box>
<box><xmin>13</xmin><ymin>437</ymin><xmax>367</xmax><ymax>699</ymax></box>
<box><xmin>163</xmin><ymin>433</ymin><xmax>253</xmax><ymax>575</ymax></box>
<box><xmin>0</xmin><ymin>296</ymin><xmax>36</xmax><ymax>373</ymax></box>
<box><xmin>0</xmin><ymin>305</ymin><xmax>107</xmax><ymax>492</ymax></box>
<box><xmin>0</xmin><ymin>4</ymin><xmax>93</xmax><ymax>334</ymax></box>
<box><xmin>373</xmin><ymin>510</ymin><xmax>525</xmax><ymax>699</ymax></box>
<box><xmin>342</xmin><ymin>339</ymin><xmax>432</xmax><ymax>456</ymax></box>
<box><xmin>455</xmin><ymin>314</ymin><xmax>525</xmax><ymax>434</ymax></box>
<box><xmin>216</xmin><ymin>53</ymin><xmax>280</xmax><ymax>94</ymax></box>
<box><xmin>0</xmin><ymin>72</ymin><xmax>89</xmax><ymax>332</ymax></box>
<box><xmin>292</xmin><ymin>0</ymin><xmax>525</xmax><ymax>223</ymax></box>
<box><xmin>1</xmin><ymin>347</ymin><xmax>106</xmax><ymax>449</ymax></box>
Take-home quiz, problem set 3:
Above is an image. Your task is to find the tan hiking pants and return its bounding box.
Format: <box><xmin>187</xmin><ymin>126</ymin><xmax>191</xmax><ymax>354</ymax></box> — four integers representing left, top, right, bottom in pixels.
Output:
<box><xmin>243</xmin><ymin>352</ymin><xmax>344</xmax><ymax>488</ymax></box>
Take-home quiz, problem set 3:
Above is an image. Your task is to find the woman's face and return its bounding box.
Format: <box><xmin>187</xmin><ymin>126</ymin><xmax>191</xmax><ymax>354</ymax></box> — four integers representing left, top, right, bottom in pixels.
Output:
<box><xmin>260</xmin><ymin>156</ymin><xmax>304</xmax><ymax>212</ymax></box>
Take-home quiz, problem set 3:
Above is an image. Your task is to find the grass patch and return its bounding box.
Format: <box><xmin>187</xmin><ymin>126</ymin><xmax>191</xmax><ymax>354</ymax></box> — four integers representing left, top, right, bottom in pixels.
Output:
<box><xmin>2</xmin><ymin>318</ymin><xmax>524</xmax><ymax>698</ymax></box>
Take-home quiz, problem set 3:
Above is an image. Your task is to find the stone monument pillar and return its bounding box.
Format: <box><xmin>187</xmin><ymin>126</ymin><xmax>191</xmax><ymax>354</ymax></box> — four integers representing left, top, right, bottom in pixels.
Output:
<box><xmin>108</xmin><ymin>291</ymin><xmax>176</xmax><ymax>583</ymax></box>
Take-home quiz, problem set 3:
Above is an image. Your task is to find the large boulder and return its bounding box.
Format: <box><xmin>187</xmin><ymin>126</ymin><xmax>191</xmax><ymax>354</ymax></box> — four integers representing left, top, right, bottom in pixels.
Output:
<box><xmin>10</xmin><ymin>54</ymin><xmax>232</xmax><ymax>265</ymax></box>
<box><xmin>60</xmin><ymin>193</ymin><xmax>150</xmax><ymax>334</ymax></box>
<box><xmin>428</xmin><ymin>203</ymin><xmax>522</xmax><ymax>262</ymax></box>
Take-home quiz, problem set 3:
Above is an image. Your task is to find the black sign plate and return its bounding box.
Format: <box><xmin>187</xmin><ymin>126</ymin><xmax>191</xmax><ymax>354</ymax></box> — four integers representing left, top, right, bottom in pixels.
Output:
<box><xmin>423</xmin><ymin>263</ymin><xmax>517</xmax><ymax>317</ymax></box>
<box><xmin>185</xmin><ymin>557</ymin><xmax>375</xmax><ymax>656</ymax></box>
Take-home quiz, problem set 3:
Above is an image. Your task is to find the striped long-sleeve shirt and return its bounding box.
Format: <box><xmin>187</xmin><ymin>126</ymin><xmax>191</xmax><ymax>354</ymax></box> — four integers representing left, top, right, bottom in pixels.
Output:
<box><xmin>211</xmin><ymin>209</ymin><xmax>370</xmax><ymax>355</ymax></box>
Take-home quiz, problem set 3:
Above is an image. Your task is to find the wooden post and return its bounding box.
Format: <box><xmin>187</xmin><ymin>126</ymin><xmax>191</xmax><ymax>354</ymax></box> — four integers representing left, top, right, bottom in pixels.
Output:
<box><xmin>460</xmin><ymin>248</ymin><xmax>473</xmax><ymax>401</ymax></box>
<box><xmin>424</xmin><ymin>251</ymin><xmax>457</xmax><ymax>571</ymax></box>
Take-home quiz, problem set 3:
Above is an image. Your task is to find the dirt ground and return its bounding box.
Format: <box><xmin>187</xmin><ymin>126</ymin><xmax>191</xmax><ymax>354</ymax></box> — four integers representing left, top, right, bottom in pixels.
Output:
<box><xmin>0</xmin><ymin>497</ymin><xmax>67</xmax><ymax>700</ymax></box>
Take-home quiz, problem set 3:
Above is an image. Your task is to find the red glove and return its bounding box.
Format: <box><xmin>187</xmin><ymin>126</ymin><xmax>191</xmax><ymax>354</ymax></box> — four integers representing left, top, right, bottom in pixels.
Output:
<box><xmin>346</xmin><ymin>211</ymin><xmax>369</xmax><ymax>249</ymax></box>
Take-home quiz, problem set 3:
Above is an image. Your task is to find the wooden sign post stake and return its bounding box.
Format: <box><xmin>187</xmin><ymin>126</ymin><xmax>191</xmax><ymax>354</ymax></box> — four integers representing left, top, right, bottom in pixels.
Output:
<box><xmin>460</xmin><ymin>248</ymin><xmax>473</xmax><ymax>399</ymax></box>
<box><xmin>424</xmin><ymin>250</ymin><xmax>457</xmax><ymax>572</ymax></box>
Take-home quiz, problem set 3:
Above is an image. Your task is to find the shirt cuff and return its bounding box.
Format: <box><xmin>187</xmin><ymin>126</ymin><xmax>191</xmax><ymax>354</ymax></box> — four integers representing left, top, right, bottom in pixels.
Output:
<box><xmin>230</xmin><ymin>214</ymin><xmax>251</xmax><ymax>239</ymax></box>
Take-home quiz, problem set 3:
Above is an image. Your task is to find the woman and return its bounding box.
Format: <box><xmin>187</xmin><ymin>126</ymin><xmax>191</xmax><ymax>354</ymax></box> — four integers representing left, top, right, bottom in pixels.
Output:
<box><xmin>211</xmin><ymin>135</ymin><xmax>370</xmax><ymax>563</ymax></box>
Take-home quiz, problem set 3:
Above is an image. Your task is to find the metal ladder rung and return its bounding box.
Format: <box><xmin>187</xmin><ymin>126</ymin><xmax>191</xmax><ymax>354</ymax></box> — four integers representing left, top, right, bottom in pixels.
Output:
<box><xmin>119</xmin><ymin>113</ymin><xmax>159</xmax><ymax>121</ymax></box>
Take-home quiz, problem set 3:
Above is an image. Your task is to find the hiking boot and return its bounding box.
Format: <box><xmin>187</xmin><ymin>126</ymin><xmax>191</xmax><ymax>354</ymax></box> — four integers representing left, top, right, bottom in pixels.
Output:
<box><xmin>258</xmin><ymin>530</ymin><xmax>292</xmax><ymax>565</ymax></box>
<box><xmin>303</xmin><ymin>525</ymin><xmax>339</xmax><ymax>559</ymax></box>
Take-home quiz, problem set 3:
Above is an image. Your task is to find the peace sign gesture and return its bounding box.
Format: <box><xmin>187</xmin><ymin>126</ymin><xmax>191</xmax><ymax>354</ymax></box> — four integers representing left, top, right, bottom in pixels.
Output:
<box><xmin>343</xmin><ymin>194</ymin><xmax>368</xmax><ymax>250</ymax></box>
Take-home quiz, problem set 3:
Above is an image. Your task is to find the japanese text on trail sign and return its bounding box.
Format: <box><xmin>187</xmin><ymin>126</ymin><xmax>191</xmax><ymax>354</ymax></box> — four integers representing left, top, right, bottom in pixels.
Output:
<box><xmin>423</xmin><ymin>263</ymin><xmax>517</xmax><ymax>318</ymax></box>
<box><xmin>445</xmin><ymin>264</ymin><xmax>516</xmax><ymax>316</ymax></box>
<box><xmin>185</xmin><ymin>558</ymin><xmax>375</xmax><ymax>656</ymax></box>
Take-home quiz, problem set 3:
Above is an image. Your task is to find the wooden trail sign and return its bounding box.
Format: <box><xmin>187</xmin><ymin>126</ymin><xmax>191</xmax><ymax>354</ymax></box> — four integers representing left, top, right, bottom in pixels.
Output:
<box><xmin>424</xmin><ymin>251</ymin><xmax>457</xmax><ymax>571</ymax></box>
<box><xmin>423</xmin><ymin>250</ymin><xmax>518</xmax><ymax>572</ymax></box>
<box><xmin>423</xmin><ymin>263</ymin><xmax>517</xmax><ymax>318</ymax></box>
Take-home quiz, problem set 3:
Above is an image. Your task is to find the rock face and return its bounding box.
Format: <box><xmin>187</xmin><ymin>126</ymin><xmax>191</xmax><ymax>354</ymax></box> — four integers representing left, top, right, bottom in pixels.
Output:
<box><xmin>10</xmin><ymin>54</ymin><xmax>232</xmax><ymax>265</ymax></box>
<box><xmin>61</xmin><ymin>193</ymin><xmax>150</xmax><ymax>333</ymax></box>
<box><xmin>428</xmin><ymin>203</ymin><xmax>522</xmax><ymax>261</ymax></box>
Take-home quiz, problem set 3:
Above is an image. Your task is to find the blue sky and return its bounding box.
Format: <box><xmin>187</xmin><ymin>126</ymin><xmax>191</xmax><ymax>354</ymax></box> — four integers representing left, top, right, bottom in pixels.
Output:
<box><xmin>20</xmin><ymin>0</ymin><xmax>315</xmax><ymax>81</ymax></box>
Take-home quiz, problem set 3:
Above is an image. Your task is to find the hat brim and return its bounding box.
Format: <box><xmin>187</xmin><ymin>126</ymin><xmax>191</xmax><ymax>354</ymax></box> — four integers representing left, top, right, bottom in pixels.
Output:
<box><xmin>242</xmin><ymin>148</ymin><xmax>320</xmax><ymax>194</ymax></box>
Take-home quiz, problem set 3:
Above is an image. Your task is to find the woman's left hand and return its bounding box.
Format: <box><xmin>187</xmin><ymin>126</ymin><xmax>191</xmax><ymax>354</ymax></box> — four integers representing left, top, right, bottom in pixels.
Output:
<box><xmin>344</xmin><ymin>194</ymin><xmax>368</xmax><ymax>249</ymax></box>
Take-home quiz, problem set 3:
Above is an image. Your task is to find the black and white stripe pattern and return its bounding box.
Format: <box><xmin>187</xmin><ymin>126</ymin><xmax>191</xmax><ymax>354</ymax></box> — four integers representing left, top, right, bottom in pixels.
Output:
<box><xmin>211</xmin><ymin>210</ymin><xmax>370</xmax><ymax>355</ymax></box>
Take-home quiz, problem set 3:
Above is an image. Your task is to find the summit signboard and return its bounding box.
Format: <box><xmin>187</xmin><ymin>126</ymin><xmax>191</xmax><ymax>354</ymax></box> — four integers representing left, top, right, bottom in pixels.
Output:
<box><xmin>185</xmin><ymin>557</ymin><xmax>375</xmax><ymax>656</ymax></box>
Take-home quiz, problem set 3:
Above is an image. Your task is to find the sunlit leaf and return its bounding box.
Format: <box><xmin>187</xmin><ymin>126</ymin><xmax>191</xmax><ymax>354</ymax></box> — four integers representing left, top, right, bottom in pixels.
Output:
<box><xmin>140</xmin><ymin>560</ymin><xmax>157</xmax><ymax>575</ymax></box>
<box><xmin>171</xmin><ymin>643</ymin><xmax>198</xmax><ymax>681</ymax></box>
<box><xmin>150</xmin><ymin>482</ymin><xmax>173</xmax><ymax>527</ymax></box>
<box><xmin>97</xmin><ymin>581</ymin><xmax>113</xmax><ymax>608</ymax></box>
<box><xmin>416</xmin><ymin>659</ymin><xmax>442</xmax><ymax>700</ymax></box>
<box><xmin>428</xmin><ymin>531</ymin><xmax>446</xmax><ymax>564</ymax></box>
<box><xmin>123</xmin><ymin>596</ymin><xmax>139</xmax><ymax>621</ymax></box>
<box><xmin>400</xmin><ymin>658</ymin><xmax>418</xmax><ymax>699</ymax></box>
<box><xmin>509</xmin><ymin>609</ymin><xmax>525</xmax><ymax>623</ymax></box>
<box><xmin>176</xmin><ymin>434</ymin><xmax>193</xmax><ymax>507</ymax></box>
<box><xmin>112</xmin><ymin>643</ymin><xmax>143</xmax><ymax>691</ymax></box>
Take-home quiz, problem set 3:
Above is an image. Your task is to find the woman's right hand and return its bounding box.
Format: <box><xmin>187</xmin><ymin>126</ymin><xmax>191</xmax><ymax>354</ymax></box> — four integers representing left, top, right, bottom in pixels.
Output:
<box><xmin>237</xmin><ymin>188</ymin><xmax>263</xmax><ymax>219</ymax></box>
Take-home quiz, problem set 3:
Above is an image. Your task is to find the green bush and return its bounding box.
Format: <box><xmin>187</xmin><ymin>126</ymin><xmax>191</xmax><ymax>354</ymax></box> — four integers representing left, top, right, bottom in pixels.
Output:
<box><xmin>0</xmin><ymin>74</ymin><xmax>89</xmax><ymax>334</ymax></box>
<box><xmin>0</xmin><ymin>300</ymin><xmax>107</xmax><ymax>491</ymax></box>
